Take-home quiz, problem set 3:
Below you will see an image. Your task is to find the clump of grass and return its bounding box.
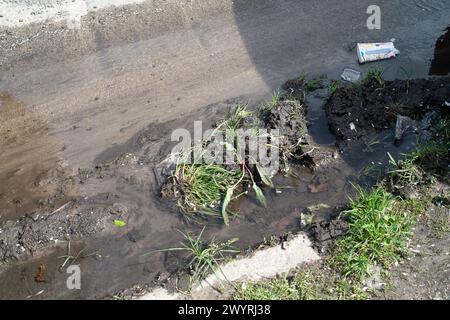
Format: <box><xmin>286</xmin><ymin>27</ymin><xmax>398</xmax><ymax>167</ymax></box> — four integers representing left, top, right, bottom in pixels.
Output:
<box><xmin>297</xmin><ymin>72</ymin><xmax>324</xmax><ymax>92</ymax></box>
<box><xmin>170</xmin><ymin>162</ymin><xmax>243</xmax><ymax>223</ymax></box>
<box><xmin>412</xmin><ymin>118</ymin><xmax>449</xmax><ymax>167</ymax></box>
<box><xmin>330</xmin><ymin>186</ymin><xmax>416</xmax><ymax>280</ymax></box>
<box><xmin>149</xmin><ymin>227</ymin><xmax>239</xmax><ymax>288</ymax></box>
<box><xmin>222</xmin><ymin>103</ymin><xmax>253</xmax><ymax>132</ymax></box>
<box><xmin>387</xmin><ymin>102</ymin><xmax>408</xmax><ymax>116</ymax></box>
<box><xmin>304</xmin><ymin>79</ymin><xmax>323</xmax><ymax>92</ymax></box>
<box><xmin>234</xmin><ymin>268</ymin><xmax>368</xmax><ymax>300</ymax></box>
<box><xmin>165</xmin><ymin>104</ymin><xmax>274</xmax><ymax>225</ymax></box>
<box><xmin>387</xmin><ymin>152</ymin><xmax>424</xmax><ymax>189</ymax></box>
<box><xmin>260</xmin><ymin>90</ymin><xmax>281</xmax><ymax>116</ymax></box>
<box><xmin>234</xmin><ymin>277</ymin><xmax>299</xmax><ymax>300</ymax></box>
<box><xmin>362</xmin><ymin>67</ymin><xmax>385</xmax><ymax>88</ymax></box>
<box><xmin>327</xmin><ymin>80</ymin><xmax>339</xmax><ymax>96</ymax></box>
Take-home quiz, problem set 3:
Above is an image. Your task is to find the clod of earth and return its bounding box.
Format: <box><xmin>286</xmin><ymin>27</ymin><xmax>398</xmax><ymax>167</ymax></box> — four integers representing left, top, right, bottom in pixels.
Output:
<box><xmin>34</xmin><ymin>263</ymin><xmax>46</xmax><ymax>283</ymax></box>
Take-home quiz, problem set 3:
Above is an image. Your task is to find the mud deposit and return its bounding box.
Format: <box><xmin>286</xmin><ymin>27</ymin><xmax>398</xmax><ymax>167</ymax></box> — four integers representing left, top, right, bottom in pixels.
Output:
<box><xmin>325</xmin><ymin>78</ymin><xmax>450</xmax><ymax>145</ymax></box>
<box><xmin>0</xmin><ymin>93</ymin><xmax>75</xmax><ymax>223</ymax></box>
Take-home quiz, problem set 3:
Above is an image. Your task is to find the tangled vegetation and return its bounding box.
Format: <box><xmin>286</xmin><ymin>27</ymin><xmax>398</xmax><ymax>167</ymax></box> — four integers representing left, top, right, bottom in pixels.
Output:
<box><xmin>162</xmin><ymin>94</ymin><xmax>309</xmax><ymax>225</ymax></box>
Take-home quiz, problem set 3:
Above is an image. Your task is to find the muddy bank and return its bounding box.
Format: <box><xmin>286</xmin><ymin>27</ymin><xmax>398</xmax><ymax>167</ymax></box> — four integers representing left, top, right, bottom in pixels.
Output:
<box><xmin>325</xmin><ymin>77</ymin><xmax>450</xmax><ymax>145</ymax></box>
<box><xmin>1</xmin><ymin>74</ymin><xmax>448</xmax><ymax>299</ymax></box>
<box><xmin>0</xmin><ymin>96</ymin><xmax>337</xmax><ymax>298</ymax></box>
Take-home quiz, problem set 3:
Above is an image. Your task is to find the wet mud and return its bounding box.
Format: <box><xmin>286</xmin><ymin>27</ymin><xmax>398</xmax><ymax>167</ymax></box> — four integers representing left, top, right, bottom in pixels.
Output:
<box><xmin>0</xmin><ymin>93</ymin><xmax>75</xmax><ymax>223</ymax></box>
<box><xmin>2</xmin><ymin>68</ymin><xmax>448</xmax><ymax>298</ymax></box>
<box><xmin>325</xmin><ymin>77</ymin><xmax>450</xmax><ymax>145</ymax></box>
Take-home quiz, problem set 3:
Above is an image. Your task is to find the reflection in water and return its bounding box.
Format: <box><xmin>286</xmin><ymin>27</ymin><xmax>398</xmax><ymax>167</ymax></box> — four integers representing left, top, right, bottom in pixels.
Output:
<box><xmin>430</xmin><ymin>27</ymin><xmax>450</xmax><ymax>75</ymax></box>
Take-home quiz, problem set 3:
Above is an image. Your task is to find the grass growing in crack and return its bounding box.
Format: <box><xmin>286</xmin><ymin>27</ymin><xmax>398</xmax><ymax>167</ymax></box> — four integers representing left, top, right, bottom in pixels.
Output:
<box><xmin>330</xmin><ymin>186</ymin><xmax>416</xmax><ymax>280</ymax></box>
<box><xmin>148</xmin><ymin>227</ymin><xmax>239</xmax><ymax>288</ymax></box>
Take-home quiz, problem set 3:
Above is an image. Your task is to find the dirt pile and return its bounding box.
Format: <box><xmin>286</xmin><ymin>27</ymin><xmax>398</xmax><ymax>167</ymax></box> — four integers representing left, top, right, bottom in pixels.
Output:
<box><xmin>325</xmin><ymin>77</ymin><xmax>450</xmax><ymax>144</ymax></box>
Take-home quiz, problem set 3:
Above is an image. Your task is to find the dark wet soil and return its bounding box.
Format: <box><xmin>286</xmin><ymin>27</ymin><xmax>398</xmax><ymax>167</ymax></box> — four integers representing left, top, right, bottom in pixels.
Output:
<box><xmin>325</xmin><ymin>77</ymin><xmax>450</xmax><ymax>146</ymax></box>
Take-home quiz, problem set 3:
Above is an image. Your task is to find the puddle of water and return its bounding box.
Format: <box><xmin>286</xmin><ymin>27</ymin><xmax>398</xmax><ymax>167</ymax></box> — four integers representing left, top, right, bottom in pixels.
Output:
<box><xmin>430</xmin><ymin>26</ymin><xmax>450</xmax><ymax>76</ymax></box>
<box><xmin>306</xmin><ymin>93</ymin><xmax>336</xmax><ymax>146</ymax></box>
<box><xmin>0</xmin><ymin>241</ymin><xmax>87</xmax><ymax>299</ymax></box>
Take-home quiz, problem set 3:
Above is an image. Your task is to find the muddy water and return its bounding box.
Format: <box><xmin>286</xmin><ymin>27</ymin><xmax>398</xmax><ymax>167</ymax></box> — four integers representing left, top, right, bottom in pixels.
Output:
<box><xmin>0</xmin><ymin>93</ymin><xmax>75</xmax><ymax>223</ymax></box>
<box><xmin>0</xmin><ymin>93</ymin><xmax>422</xmax><ymax>299</ymax></box>
<box><xmin>0</xmin><ymin>241</ymin><xmax>88</xmax><ymax>299</ymax></box>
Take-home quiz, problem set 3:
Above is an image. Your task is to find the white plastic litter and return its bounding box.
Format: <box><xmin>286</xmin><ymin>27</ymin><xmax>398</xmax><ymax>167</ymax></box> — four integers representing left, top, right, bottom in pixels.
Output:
<box><xmin>341</xmin><ymin>68</ymin><xmax>361</xmax><ymax>83</ymax></box>
<box><xmin>357</xmin><ymin>42</ymin><xmax>400</xmax><ymax>64</ymax></box>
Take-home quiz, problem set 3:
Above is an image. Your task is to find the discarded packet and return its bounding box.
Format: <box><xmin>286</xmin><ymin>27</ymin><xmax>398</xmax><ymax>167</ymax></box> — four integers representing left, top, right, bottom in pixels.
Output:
<box><xmin>357</xmin><ymin>42</ymin><xmax>400</xmax><ymax>64</ymax></box>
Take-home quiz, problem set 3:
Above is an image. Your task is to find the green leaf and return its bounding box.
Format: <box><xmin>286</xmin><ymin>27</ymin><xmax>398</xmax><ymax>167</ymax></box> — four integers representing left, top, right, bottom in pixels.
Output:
<box><xmin>253</xmin><ymin>184</ymin><xmax>267</xmax><ymax>207</ymax></box>
<box><xmin>114</xmin><ymin>219</ymin><xmax>126</xmax><ymax>227</ymax></box>
<box><xmin>256</xmin><ymin>164</ymin><xmax>274</xmax><ymax>187</ymax></box>
<box><xmin>222</xmin><ymin>187</ymin><xmax>234</xmax><ymax>226</ymax></box>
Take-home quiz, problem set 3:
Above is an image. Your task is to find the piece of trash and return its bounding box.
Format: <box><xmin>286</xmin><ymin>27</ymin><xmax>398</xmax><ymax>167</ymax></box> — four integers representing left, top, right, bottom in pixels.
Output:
<box><xmin>357</xmin><ymin>42</ymin><xmax>400</xmax><ymax>64</ymax></box>
<box><xmin>300</xmin><ymin>212</ymin><xmax>314</xmax><ymax>228</ymax></box>
<box><xmin>34</xmin><ymin>290</ymin><xmax>45</xmax><ymax>296</ymax></box>
<box><xmin>395</xmin><ymin>115</ymin><xmax>417</xmax><ymax>142</ymax></box>
<box><xmin>341</xmin><ymin>68</ymin><xmax>361</xmax><ymax>83</ymax></box>
<box><xmin>114</xmin><ymin>219</ymin><xmax>126</xmax><ymax>227</ymax></box>
<box><xmin>349</xmin><ymin>122</ymin><xmax>356</xmax><ymax>131</ymax></box>
<box><xmin>444</xmin><ymin>101</ymin><xmax>450</xmax><ymax>107</ymax></box>
<box><xmin>307</xmin><ymin>203</ymin><xmax>331</xmax><ymax>212</ymax></box>
<box><xmin>34</xmin><ymin>263</ymin><xmax>46</xmax><ymax>282</ymax></box>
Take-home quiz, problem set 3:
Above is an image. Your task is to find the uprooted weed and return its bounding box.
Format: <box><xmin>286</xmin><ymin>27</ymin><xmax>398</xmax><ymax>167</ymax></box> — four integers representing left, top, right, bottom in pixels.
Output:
<box><xmin>162</xmin><ymin>96</ymin><xmax>310</xmax><ymax>225</ymax></box>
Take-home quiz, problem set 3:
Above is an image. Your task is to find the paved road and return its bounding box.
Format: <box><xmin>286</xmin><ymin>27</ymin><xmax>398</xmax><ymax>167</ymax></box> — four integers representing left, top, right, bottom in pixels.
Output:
<box><xmin>0</xmin><ymin>0</ymin><xmax>448</xmax><ymax>171</ymax></box>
